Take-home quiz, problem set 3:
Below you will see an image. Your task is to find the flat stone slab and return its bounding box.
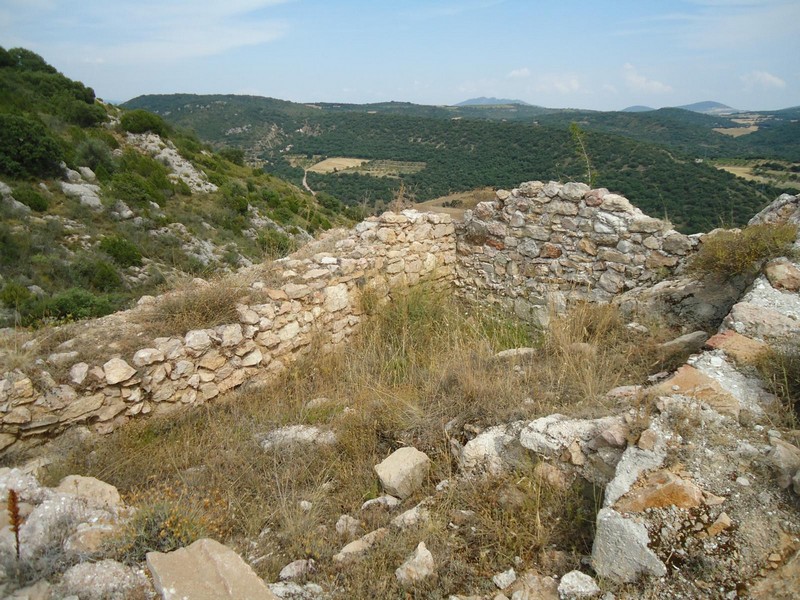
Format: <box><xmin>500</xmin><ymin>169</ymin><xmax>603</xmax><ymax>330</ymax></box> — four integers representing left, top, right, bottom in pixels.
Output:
<box><xmin>705</xmin><ymin>330</ymin><xmax>767</xmax><ymax>365</ymax></box>
<box><xmin>653</xmin><ymin>364</ymin><xmax>740</xmax><ymax>418</ymax></box>
<box><xmin>147</xmin><ymin>538</ymin><xmax>277</xmax><ymax>599</ymax></box>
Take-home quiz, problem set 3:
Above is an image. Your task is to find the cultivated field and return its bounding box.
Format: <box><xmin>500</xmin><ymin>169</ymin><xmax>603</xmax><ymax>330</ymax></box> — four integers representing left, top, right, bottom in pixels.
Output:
<box><xmin>308</xmin><ymin>157</ymin><xmax>369</xmax><ymax>173</ymax></box>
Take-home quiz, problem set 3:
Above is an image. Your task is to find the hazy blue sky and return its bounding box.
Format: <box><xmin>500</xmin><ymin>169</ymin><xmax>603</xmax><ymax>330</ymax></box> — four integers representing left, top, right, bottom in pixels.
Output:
<box><xmin>2</xmin><ymin>0</ymin><xmax>797</xmax><ymax>110</ymax></box>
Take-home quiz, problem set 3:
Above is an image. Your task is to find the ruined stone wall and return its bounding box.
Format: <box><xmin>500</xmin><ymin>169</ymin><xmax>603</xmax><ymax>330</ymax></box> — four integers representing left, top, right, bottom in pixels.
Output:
<box><xmin>454</xmin><ymin>181</ymin><xmax>696</xmax><ymax>324</ymax></box>
<box><xmin>0</xmin><ymin>211</ymin><xmax>455</xmax><ymax>453</ymax></box>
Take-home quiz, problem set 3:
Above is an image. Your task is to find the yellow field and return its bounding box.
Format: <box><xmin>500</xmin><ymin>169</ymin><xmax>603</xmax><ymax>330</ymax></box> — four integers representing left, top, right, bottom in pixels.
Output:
<box><xmin>713</xmin><ymin>126</ymin><xmax>758</xmax><ymax>137</ymax></box>
<box><xmin>307</xmin><ymin>157</ymin><xmax>369</xmax><ymax>173</ymax></box>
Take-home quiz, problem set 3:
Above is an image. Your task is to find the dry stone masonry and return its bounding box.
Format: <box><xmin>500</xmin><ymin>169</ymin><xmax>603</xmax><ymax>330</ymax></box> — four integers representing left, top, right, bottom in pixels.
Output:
<box><xmin>456</xmin><ymin>181</ymin><xmax>694</xmax><ymax>324</ymax></box>
<box><xmin>0</xmin><ymin>210</ymin><xmax>455</xmax><ymax>453</ymax></box>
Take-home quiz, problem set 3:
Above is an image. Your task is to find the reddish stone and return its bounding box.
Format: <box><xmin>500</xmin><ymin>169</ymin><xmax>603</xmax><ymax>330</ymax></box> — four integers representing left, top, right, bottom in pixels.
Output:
<box><xmin>615</xmin><ymin>469</ymin><xmax>704</xmax><ymax>512</ymax></box>
<box><xmin>540</xmin><ymin>243</ymin><xmax>562</xmax><ymax>258</ymax></box>
<box><xmin>652</xmin><ymin>364</ymin><xmax>740</xmax><ymax>418</ymax></box>
<box><xmin>705</xmin><ymin>330</ymin><xmax>767</xmax><ymax>365</ymax></box>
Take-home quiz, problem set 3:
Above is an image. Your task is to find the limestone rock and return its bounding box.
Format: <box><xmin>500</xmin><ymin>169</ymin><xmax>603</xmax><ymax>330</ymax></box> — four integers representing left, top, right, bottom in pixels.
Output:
<box><xmin>56</xmin><ymin>475</ymin><xmax>121</xmax><ymax>509</ymax></box>
<box><xmin>395</xmin><ymin>541</ymin><xmax>435</xmax><ymax>586</ymax></box>
<box><xmin>132</xmin><ymin>348</ymin><xmax>165</xmax><ymax>367</ymax></box>
<box><xmin>750</xmin><ymin>548</ymin><xmax>800</xmax><ymax>600</ymax></box>
<box><xmin>185</xmin><ymin>329</ymin><xmax>213</xmax><ymax>352</ymax></box>
<box><xmin>147</xmin><ymin>538</ymin><xmax>278</xmax><ymax>599</ymax></box>
<box><xmin>652</xmin><ymin>364</ymin><xmax>741</xmax><ymax>418</ymax></box>
<box><xmin>460</xmin><ymin>422</ymin><xmax>525</xmax><ymax>475</ymax></box>
<box><xmin>592</xmin><ymin>508</ymin><xmax>666</xmax><ymax>583</ymax></box>
<box><xmin>333</xmin><ymin>528</ymin><xmax>388</xmax><ymax>562</ymax></box>
<box><xmin>103</xmin><ymin>358</ymin><xmax>136</xmax><ymax>385</ymax></box>
<box><xmin>491</xmin><ymin>568</ymin><xmax>516</xmax><ymax>590</ymax></box>
<box><xmin>391</xmin><ymin>502</ymin><xmax>431</xmax><ymax>529</ymax></box>
<box><xmin>724</xmin><ymin>301</ymin><xmax>800</xmax><ymax>341</ymax></box>
<box><xmin>335</xmin><ymin>514</ymin><xmax>363</xmax><ymax>538</ymax></box>
<box><xmin>374</xmin><ymin>447</ymin><xmax>430</xmax><ymax>499</ymax></box>
<box><xmin>658</xmin><ymin>331</ymin><xmax>708</xmax><ymax>358</ymax></box>
<box><xmin>256</xmin><ymin>425</ymin><xmax>336</xmax><ymax>451</ymax></box>
<box><xmin>361</xmin><ymin>495</ymin><xmax>401</xmax><ymax>511</ymax></box>
<box><xmin>557</xmin><ymin>570</ymin><xmax>600</xmax><ymax>598</ymax></box>
<box><xmin>57</xmin><ymin>559</ymin><xmax>149</xmax><ymax>600</ymax></box>
<box><xmin>279</xmin><ymin>558</ymin><xmax>315</xmax><ymax>581</ymax></box>
<box><xmin>768</xmin><ymin>438</ymin><xmax>800</xmax><ymax>489</ymax></box>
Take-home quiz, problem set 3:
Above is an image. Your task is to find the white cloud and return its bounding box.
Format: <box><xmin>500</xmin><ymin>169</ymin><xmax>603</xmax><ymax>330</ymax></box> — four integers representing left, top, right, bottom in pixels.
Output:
<box><xmin>1</xmin><ymin>0</ymin><xmax>290</xmax><ymax>65</ymax></box>
<box><xmin>602</xmin><ymin>83</ymin><xmax>618</xmax><ymax>94</ymax></box>
<box><xmin>623</xmin><ymin>63</ymin><xmax>673</xmax><ymax>94</ymax></box>
<box><xmin>741</xmin><ymin>70</ymin><xmax>786</xmax><ymax>90</ymax></box>
<box><xmin>507</xmin><ymin>67</ymin><xmax>530</xmax><ymax>79</ymax></box>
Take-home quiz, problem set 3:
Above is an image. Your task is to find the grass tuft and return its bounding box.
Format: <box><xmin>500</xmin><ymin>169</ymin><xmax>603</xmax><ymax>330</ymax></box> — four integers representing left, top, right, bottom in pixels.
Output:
<box><xmin>687</xmin><ymin>223</ymin><xmax>797</xmax><ymax>279</ymax></box>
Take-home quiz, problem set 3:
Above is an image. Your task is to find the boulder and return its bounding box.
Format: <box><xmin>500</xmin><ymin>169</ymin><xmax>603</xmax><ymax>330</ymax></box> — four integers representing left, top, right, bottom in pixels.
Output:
<box><xmin>333</xmin><ymin>528</ymin><xmax>388</xmax><ymax>562</ymax></box>
<box><xmin>147</xmin><ymin>538</ymin><xmax>278</xmax><ymax>599</ymax></box>
<box><xmin>592</xmin><ymin>508</ymin><xmax>666</xmax><ymax>583</ymax></box>
<box><xmin>56</xmin><ymin>475</ymin><xmax>121</xmax><ymax>510</ymax></box>
<box><xmin>374</xmin><ymin>447</ymin><xmax>430</xmax><ymax>499</ymax></box>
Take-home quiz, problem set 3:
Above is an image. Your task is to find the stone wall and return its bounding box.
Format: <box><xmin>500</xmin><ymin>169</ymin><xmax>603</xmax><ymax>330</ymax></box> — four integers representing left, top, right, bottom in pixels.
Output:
<box><xmin>455</xmin><ymin>181</ymin><xmax>695</xmax><ymax>324</ymax></box>
<box><xmin>0</xmin><ymin>211</ymin><xmax>455</xmax><ymax>453</ymax></box>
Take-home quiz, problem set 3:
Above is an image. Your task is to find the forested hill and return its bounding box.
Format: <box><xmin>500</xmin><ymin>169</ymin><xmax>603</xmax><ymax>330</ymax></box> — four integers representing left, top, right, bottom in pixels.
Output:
<box><xmin>124</xmin><ymin>93</ymin><xmax>787</xmax><ymax>233</ymax></box>
<box><xmin>0</xmin><ymin>49</ymin><xmax>355</xmax><ymax>327</ymax></box>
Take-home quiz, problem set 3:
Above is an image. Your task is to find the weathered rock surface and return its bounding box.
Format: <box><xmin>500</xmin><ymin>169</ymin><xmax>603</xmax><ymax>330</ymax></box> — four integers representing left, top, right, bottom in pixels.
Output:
<box><xmin>374</xmin><ymin>447</ymin><xmax>430</xmax><ymax>499</ymax></box>
<box><xmin>147</xmin><ymin>538</ymin><xmax>278</xmax><ymax>599</ymax></box>
<box><xmin>592</xmin><ymin>507</ymin><xmax>667</xmax><ymax>582</ymax></box>
<box><xmin>395</xmin><ymin>541</ymin><xmax>435</xmax><ymax>586</ymax></box>
<box><xmin>557</xmin><ymin>570</ymin><xmax>600</xmax><ymax>599</ymax></box>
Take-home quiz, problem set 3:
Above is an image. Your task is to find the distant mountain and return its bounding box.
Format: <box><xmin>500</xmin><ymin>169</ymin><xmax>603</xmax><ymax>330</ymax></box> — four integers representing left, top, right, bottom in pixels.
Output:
<box><xmin>621</xmin><ymin>105</ymin><xmax>655</xmax><ymax>113</ymax></box>
<box><xmin>674</xmin><ymin>101</ymin><xmax>738</xmax><ymax>115</ymax></box>
<box><xmin>455</xmin><ymin>97</ymin><xmax>530</xmax><ymax>106</ymax></box>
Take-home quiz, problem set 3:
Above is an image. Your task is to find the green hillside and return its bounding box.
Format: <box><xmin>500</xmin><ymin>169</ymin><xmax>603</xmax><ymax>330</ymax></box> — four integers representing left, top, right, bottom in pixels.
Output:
<box><xmin>0</xmin><ymin>49</ymin><xmax>354</xmax><ymax>327</ymax></box>
<box><xmin>124</xmin><ymin>94</ymin><xmax>785</xmax><ymax>233</ymax></box>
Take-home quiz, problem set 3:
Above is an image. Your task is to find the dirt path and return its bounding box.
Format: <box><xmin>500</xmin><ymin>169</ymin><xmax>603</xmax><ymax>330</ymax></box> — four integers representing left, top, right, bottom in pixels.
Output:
<box><xmin>302</xmin><ymin>170</ymin><xmax>316</xmax><ymax>196</ymax></box>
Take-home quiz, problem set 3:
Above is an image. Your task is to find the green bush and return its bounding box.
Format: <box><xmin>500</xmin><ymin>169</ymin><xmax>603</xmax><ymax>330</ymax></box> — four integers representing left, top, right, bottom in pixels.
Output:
<box><xmin>687</xmin><ymin>223</ymin><xmax>798</xmax><ymax>279</ymax></box>
<box><xmin>120</xmin><ymin>109</ymin><xmax>169</xmax><ymax>136</ymax></box>
<box><xmin>13</xmin><ymin>185</ymin><xmax>49</xmax><ymax>212</ymax></box>
<box><xmin>0</xmin><ymin>114</ymin><xmax>63</xmax><ymax>178</ymax></box>
<box><xmin>257</xmin><ymin>229</ymin><xmax>296</xmax><ymax>259</ymax></box>
<box><xmin>71</xmin><ymin>257</ymin><xmax>123</xmax><ymax>292</ymax></box>
<box><xmin>218</xmin><ymin>147</ymin><xmax>245</xmax><ymax>166</ymax></box>
<box><xmin>111</xmin><ymin>172</ymin><xmax>162</xmax><ymax>206</ymax></box>
<box><xmin>0</xmin><ymin>281</ymin><xmax>31</xmax><ymax>309</ymax></box>
<box><xmin>99</xmin><ymin>235</ymin><xmax>142</xmax><ymax>267</ymax></box>
<box><xmin>25</xmin><ymin>288</ymin><xmax>121</xmax><ymax>323</ymax></box>
<box><xmin>75</xmin><ymin>137</ymin><xmax>114</xmax><ymax>173</ymax></box>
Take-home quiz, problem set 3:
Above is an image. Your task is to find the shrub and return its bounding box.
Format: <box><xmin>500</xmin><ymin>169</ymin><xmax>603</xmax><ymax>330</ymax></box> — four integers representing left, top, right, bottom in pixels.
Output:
<box><xmin>687</xmin><ymin>223</ymin><xmax>798</xmax><ymax>279</ymax></box>
<box><xmin>99</xmin><ymin>235</ymin><xmax>142</xmax><ymax>267</ymax></box>
<box><xmin>75</xmin><ymin>137</ymin><xmax>114</xmax><ymax>173</ymax></box>
<box><xmin>13</xmin><ymin>185</ymin><xmax>49</xmax><ymax>212</ymax></box>
<box><xmin>120</xmin><ymin>109</ymin><xmax>169</xmax><ymax>136</ymax></box>
<box><xmin>257</xmin><ymin>229</ymin><xmax>296</xmax><ymax>259</ymax></box>
<box><xmin>111</xmin><ymin>172</ymin><xmax>159</xmax><ymax>206</ymax></box>
<box><xmin>0</xmin><ymin>281</ymin><xmax>32</xmax><ymax>309</ymax></box>
<box><xmin>110</xmin><ymin>488</ymin><xmax>223</xmax><ymax>564</ymax></box>
<box><xmin>218</xmin><ymin>147</ymin><xmax>245</xmax><ymax>166</ymax></box>
<box><xmin>71</xmin><ymin>257</ymin><xmax>123</xmax><ymax>292</ymax></box>
<box><xmin>25</xmin><ymin>288</ymin><xmax>120</xmax><ymax>323</ymax></box>
<box><xmin>0</xmin><ymin>114</ymin><xmax>63</xmax><ymax>178</ymax></box>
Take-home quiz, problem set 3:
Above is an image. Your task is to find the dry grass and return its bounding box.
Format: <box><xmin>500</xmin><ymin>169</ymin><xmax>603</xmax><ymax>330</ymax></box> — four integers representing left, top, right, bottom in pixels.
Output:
<box><xmin>135</xmin><ymin>272</ymin><xmax>270</xmax><ymax>338</ymax></box>
<box><xmin>43</xmin><ymin>288</ymin><xmax>669</xmax><ymax>597</ymax></box>
<box><xmin>687</xmin><ymin>223</ymin><xmax>797</xmax><ymax>280</ymax></box>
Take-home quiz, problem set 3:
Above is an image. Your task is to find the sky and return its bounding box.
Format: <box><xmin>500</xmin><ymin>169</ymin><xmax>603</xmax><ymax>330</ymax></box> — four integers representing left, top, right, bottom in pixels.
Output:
<box><xmin>1</xmin><ymin>0</ymin><xmax>798</xmax><ymax>111</ymax></box>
